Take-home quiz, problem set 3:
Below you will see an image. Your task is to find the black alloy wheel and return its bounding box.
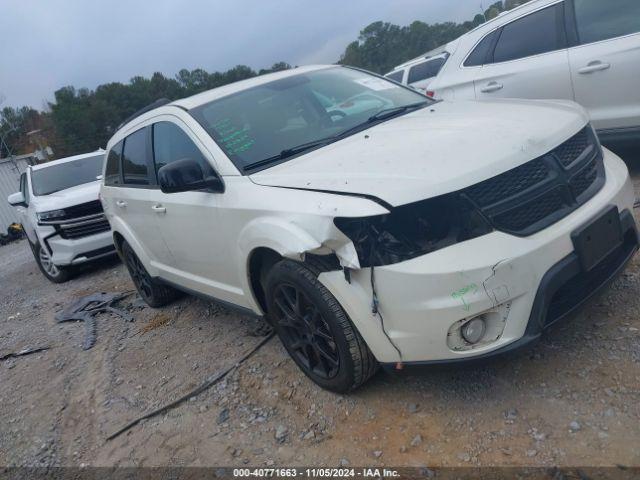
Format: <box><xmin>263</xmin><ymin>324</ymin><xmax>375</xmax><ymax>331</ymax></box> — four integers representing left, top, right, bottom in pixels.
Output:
<box><xmin>272</xmin><ymin>283</ymin><xmax>340</xmax><ymax>379</ymax></box>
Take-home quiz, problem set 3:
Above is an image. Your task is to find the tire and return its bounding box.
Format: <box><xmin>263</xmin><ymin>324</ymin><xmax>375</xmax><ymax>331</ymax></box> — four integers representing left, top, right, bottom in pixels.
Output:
<box><xmin>29</xmin><ymin>240</ymin><xmax>71</xmax><ymax>283</ymax></box>
<box><xmin>265</xmin><ymin>259</ymin><xmax>378</xmax><ymax>393</ymax></box>
<box><xmin>121</xmin><ymin>240</ymin><xmax>181</xmax><ymax>307</ymax></box>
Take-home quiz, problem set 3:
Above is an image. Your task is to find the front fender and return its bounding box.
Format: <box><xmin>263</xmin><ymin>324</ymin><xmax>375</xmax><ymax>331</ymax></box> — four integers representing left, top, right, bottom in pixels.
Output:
<box><xmin>238</xmin><ymin>216</ymin><xmax>324</xmax><ymax>263</ymax></box>
<box><xmin>236</xmin><ymin>217</ymin><xmax>326</xmax><ymax>313</ymax></box>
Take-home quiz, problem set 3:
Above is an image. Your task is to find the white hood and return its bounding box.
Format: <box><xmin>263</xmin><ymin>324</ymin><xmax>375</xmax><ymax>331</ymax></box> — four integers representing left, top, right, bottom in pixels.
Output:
<box><xmin>250</xmin><ymin>99</ymin><xmax>590</xmax><ymax>207</ymax></box>
<box><xmin>33</xmin><ymin>180</ymin><xmax>101</xmax><ymax>213</ymax></box>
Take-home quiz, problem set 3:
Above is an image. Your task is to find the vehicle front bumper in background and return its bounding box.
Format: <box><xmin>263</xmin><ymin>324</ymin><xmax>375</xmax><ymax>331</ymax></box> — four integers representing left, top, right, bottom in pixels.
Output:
<box><xmin>37</xmin><ymin>227</ymin><xmax>115</xmax><ymax>266</ymax></box>
<box><xmin>319</xmin><ymin>148</ymin><xmax>638</xmax><ymax>364</ymax></box>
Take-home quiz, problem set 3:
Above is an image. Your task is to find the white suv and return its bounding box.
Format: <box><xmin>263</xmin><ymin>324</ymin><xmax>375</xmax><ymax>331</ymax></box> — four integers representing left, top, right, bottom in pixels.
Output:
<box><xmin>428</xmin><ymin>0</ymin><xmax>640</xmax><ymax>143</ymax></box>
<box><xmin>8</xmin><ymin>151</ymin><xmax>115</xmax><ymax>283</ymax></box>
<box><xmin>101</xmin><ymin>65</ymin><xmax>637</xmax><ymax>392</ymax></box>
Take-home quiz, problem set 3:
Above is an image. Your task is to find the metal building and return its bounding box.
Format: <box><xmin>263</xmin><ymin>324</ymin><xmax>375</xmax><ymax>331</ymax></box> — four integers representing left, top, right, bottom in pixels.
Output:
<box><xmin>0</xmin><ymin>155</ymin><xmax>32</xmax><ymax>232</ymax></box>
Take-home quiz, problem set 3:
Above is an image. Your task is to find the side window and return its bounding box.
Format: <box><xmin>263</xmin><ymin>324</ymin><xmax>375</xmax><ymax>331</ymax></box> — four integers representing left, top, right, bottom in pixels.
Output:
<box><xmin>105</xmin><ymin>140</ymin><xmax>123</xmax><ymax>186</ymax></box>
<box><xmin>152</xmin><ymin>122</ymin><xmax>213</xmax><ymax>175</ymax></box>
<box><xmin>407</xmin><ymin>58</ymin><xmax>445</xmax><ymax>84</ymax></box>
<box><xmin>122</xmin><ymin>128</ymin><xmax>150</xmax><ymax>186</ymax></box>
<box><xmin>385</xmin><ymin>70</ymin><xmax>404</xmax><ymax>83</ymax></box>
<box><xmin>492</xmin><ymin>5</ymin><xmax>565</xmax><ymax>63</ymax></box>
<box><xmin>574</xmin><ymin>0</ymin><xmax>640</xmax><ymax>44</ymax></box>
<box><xmin>464</xmin><ymin>30</ymin><xmax>499</xmax><ymax>66</ymax></box>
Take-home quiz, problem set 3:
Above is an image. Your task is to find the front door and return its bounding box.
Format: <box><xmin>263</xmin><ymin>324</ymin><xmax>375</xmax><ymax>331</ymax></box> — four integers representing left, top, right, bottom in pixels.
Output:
<box><xmin>567</xmin><ymin>0</ymin><xmax>640</xmax><ymax>132</ymax></box>
<box><xmin>148</xmin><ymin>120</ymin><xmax>244</xmax><ymax>306</ymax></box>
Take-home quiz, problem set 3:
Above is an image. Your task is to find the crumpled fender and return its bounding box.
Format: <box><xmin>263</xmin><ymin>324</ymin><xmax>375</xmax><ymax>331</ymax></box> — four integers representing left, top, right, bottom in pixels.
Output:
<box><xmin>237</xmin><ymin>217</ymin><xmax>324</xmax><ymax>262</ymax></box>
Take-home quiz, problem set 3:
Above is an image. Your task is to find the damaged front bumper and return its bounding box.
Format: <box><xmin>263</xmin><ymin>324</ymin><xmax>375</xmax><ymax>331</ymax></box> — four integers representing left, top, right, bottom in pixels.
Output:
<box><xmin>318</xmin><ymin>148</ymin><xmax>638</xmax><ymax>364</ymax></box>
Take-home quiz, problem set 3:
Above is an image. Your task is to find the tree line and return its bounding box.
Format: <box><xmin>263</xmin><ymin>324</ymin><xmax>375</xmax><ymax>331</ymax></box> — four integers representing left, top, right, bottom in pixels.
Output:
<box><xmin>0</xmin><ymin>0</ymin><xmax>528</xmax><ymax>160</ymax></box>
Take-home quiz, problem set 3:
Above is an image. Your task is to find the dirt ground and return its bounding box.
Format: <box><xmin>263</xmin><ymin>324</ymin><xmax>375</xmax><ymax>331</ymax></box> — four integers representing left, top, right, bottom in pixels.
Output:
<box><xmin>1</xmin><ymin>146</ymin><xmax>639</xmax><ymax>469</ymax></box>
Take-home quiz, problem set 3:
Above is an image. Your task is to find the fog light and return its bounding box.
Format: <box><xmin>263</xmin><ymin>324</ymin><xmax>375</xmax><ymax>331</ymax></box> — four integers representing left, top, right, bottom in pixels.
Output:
<box><xmin>461</xmin><ymin>317</ymin><xmax>486</xmax><ymax>344</ymax></box>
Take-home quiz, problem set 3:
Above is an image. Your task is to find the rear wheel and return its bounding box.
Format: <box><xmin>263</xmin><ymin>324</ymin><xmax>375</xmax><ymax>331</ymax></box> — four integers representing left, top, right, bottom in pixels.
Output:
<box><xmin>265</xmin><ymin>260</ymin><xmax>378</xmax><ymax>392</ymax></box>
<box><xmin>29</xmin><ymin>240</ymin><xmax>71</xmax><ymax>283</ymax></box>
<box><xmin>121</xmin><ymin>240</ymin><xmax>181</xmax><ymax>307</ymax></box>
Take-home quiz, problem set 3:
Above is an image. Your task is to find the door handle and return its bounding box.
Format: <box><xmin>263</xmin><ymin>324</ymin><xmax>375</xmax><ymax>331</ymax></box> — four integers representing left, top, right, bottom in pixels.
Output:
<box><xmin>116</xmin><ymin>200</ymin><xmax>127</xmax><ymax>208</ymax></box>
<box><xmin>480</xmin><ymin>82</ymin><xmax>504</xmax><ymax>93</ymax></box>
<box><xmin>578</xmin><ymin>61</ymin><xmax>611</xmax><ymax>74</ymax></box>
<box><xmin>151</xmin><ymin>204</ymin><xmax>166</xmax><ymax>214</ymax></box>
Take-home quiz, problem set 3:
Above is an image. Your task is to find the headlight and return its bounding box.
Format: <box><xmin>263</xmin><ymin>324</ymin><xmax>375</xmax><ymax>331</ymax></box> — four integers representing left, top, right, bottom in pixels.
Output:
<box><xmin>334</xmin><ymin>193</ymin><xmax>492</xmax><ymax>267</ymax></box>
<box><xmin>37</xmin><ymin>209</ymin><xmax>66</xmax><ymax>222</ymax></box>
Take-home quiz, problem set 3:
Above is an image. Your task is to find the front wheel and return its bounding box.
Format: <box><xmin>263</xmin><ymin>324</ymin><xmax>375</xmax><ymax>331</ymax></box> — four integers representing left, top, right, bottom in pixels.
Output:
<box><xmin>29</xmin><ymin>240</ymin><xmax>71</xmax><ymax>283</ymax></box>
<box><xmin>265</xmin><ymin>260</ymin><xmax>378</xmax><ymax>393</ymax></box>
<box><xmin>121</xmin><ymin>240</ymin><xmax>181</xmax><ymax>307</ymax></box>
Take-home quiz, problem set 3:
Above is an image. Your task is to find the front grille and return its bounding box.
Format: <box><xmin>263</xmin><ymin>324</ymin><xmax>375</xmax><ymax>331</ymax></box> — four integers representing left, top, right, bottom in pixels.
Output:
<box><xmin>58</xmin><ymin>215</ymin><xmax>111</xmax><ymax>239</ymax></box>
<box><xmin>39</xmin><ymin>201</ymin><xmax>111</xmax><ymax>239</ymax></box>
<box><xmin>570</xmin><ymin>158</ymin><xmax>599</xmax><ymax>199</ymax></box>
<box><xmin>54</xmin><ymin>200</ymin><xmax>103</xmax><ymax>221</ymax></box>
<box><xmin>462</xmin><ymin>126</ymin><xmax>605</xmax><ymax>236</ymax></box>
<box><xmin>492</xmin><ymin>189</ymin><xmax>566</xmax><ymax>232</ymax></box>
<box><xmin>553</xmin><ymin>127</ymin><xmax>589</xmax><ymax>168</ymax></box>
<box><xmin>465</xmin><ymin>158</ymin><xmax>550</xmax><ymax>207</ymax></box>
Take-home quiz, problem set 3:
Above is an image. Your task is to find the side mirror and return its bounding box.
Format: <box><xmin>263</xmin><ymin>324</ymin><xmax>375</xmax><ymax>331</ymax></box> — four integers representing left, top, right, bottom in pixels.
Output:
<box><xmin>7</xmin><ymin>191</ymin><xmax>26</xmax><ymax>207</ymax></box>
<box><xmin>157</xmin><ymin>158</ymin><xmax>225</xmax><ymax>194</ymax></box>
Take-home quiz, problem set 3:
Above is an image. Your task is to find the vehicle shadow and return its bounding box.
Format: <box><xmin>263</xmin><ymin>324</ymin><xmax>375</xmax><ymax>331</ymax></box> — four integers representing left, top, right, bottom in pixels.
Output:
<box><xmin>71</xmin><ymin>252</ymin><xmax>122</xmax><ymax>280</ymax></box>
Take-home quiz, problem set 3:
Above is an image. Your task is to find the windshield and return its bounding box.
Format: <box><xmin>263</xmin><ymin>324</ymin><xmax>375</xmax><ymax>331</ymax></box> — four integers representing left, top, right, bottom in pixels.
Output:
<box><xmin>190</xmin><ymin>67</ymin><xmax>430</xmax><ymax>172</ymax></box>
<box><xmin>31</xmin><ymin>154</ymin><xmax>104</xmax><ymax>196</ymax></box>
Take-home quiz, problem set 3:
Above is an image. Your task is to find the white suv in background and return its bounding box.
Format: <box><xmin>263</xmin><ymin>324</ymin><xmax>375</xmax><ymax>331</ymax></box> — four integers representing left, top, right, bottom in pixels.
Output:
<box><xmin>101</xmin><ymin>66</ymin><xmax>637</xmax><ymax>392</ymax></box>
<box><xmin>428</xmin><ymin>0</ymin><xmax>640</xmax><ymax>143</ymax></box>
<box><xmin>384</xmin><ymin>52</ymin><xmax>449</xmax><ymax>93</ymax></box>
<box><xmin>7</xmin><ymin>151</ymin><xmax>115</xmax><ymax>283</ymax></box>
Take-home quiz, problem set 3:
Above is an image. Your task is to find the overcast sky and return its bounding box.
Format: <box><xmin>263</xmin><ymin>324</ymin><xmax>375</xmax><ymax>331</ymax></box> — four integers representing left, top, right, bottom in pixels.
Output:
<box><xmin>1</xmin><ymin>0</ymin><xmax>484</xmax><ymax>109</ymax></box>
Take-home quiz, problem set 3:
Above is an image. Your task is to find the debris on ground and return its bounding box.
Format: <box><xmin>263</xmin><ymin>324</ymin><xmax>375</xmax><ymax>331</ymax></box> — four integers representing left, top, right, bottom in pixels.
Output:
<box><xmin>0</xmin><ymin>224</ymin><xmax>24</xmax><ymax>247</ymax></box>
<box><xmin>55</xmin><ymin>292</ymin><xmax>134</xmax><ymax>350</ymax></box>
<box><xmin>0</xmin><ymin>346</ymin><xmax>49</xmax><ymax>361</ymax></box>
<box><xmin>106</xmin><ymin>332</ymin><xmax>274</xmax><ymax>441</ymax></box>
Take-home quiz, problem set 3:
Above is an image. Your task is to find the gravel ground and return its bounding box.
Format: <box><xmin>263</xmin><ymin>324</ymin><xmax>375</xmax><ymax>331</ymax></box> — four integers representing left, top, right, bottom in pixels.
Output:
<box><xmin>1</xmin><ymin>147</ymin><xmax>639</xmax><ymax>469</ymax></box>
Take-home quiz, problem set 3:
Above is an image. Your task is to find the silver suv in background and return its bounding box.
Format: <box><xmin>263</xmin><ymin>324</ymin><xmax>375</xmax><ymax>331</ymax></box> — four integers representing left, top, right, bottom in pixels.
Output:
<box><xmin>428</xmin><ymin>0</ymin><xmax>640</xmax><ymax>143</ymax></box>
<box><xmin>7</xmin><ymin>151</ymin><xmax>115</xmax><ymax>283</ymax></box>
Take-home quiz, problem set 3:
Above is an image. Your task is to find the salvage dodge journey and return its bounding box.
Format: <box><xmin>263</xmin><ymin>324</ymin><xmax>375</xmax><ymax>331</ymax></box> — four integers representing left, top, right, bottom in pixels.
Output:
<box><xmin>101</xmin><ymin>65</ymin><xmax>638</xmax><ymax>392</ymax></box>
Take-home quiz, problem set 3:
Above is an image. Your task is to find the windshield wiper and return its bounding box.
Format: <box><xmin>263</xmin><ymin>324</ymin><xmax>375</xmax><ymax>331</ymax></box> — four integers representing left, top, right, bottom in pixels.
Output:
<box><xmin>244</xmin><ymin>137</ymin><xmax>337</xmax><ymax>172</ymax></box>
<box><xmin>367</xmin><ymin>101</ymin><xmax>430</xmax><ymax>122</ymax></box>
<box><xmin>243</xmin><ymin>101</ymin><xmax>430</xmax><ymax>172</ymax></box>
<box><xmin>326</xmin><ymin>101</ymin><xmax>431</xmax><ymax>141</ymax></box>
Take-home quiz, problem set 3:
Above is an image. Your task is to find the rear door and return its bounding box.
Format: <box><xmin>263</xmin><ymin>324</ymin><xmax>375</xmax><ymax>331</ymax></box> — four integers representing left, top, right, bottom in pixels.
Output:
<box><xmin>567</xmin><ymin>0</ymin><xmax>640</xmax><ymax>131</ymax></box>
<box><xmin>103</xmin><ymin>128</ymin><xmax>173</xmax><ymax>267</ymax></box>
<box><xmin>474</xmin><ymin>2</ymin><xmax>574</xmax><ymax>102</ymax></box>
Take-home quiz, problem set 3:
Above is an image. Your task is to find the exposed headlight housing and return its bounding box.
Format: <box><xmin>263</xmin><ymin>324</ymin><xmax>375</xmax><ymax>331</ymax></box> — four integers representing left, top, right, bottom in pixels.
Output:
<box><xmin>334</xmin><ymin>193</ymin><xmax>492</xmax><ymax>267</ymax></box>
<box><xmin>37</xmin><ymin>209</ymin><xmax>66</xmax><ymax>222</ymax></box>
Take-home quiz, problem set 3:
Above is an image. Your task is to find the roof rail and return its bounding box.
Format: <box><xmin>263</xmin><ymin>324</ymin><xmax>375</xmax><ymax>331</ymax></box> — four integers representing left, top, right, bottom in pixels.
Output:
<box><xmin>117</xmin><ymin>98</ymin><xmax>172</xmax><ymax>130</ymax></box>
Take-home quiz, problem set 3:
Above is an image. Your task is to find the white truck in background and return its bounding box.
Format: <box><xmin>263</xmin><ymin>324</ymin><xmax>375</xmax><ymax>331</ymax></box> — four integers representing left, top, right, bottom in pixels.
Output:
<box><xmin>7</xmin><ymin>150</ymin><xmax>115</xmax><ymax>283</ymax></box>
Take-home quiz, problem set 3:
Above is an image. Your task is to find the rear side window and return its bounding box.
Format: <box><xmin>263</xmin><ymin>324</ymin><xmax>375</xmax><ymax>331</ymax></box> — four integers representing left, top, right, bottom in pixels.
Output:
<box><xmin>574</xmin><ymin>0</ymin><xmax>640</xmax><ymax>44</ymax></box>
<box><xmin>152</xmin><ymin>122</ymin><xmax>212</xmax><ymax>174</ymax></box>
<box><xmin>122</xmin><ymin>128</ymin><xmax>150</xmax><ymax>186</ymax></box>
<box><xmin>385</xmin><ymin>70</ymin><xmax>404</xmax><ymax>82</ymax></box>
<box><xmin>407</xmin><ymin>58</ymin><xmax>445</xmax><ymax>84</ymax></box>
<box><xmin>105</xmin><ymin>141</ymin><xmax>123</xmax><ymax>186</ymax></box>
<box><xmin>493</xmin><ymin>5</ymin><xmax>565</xmax><ymax>63</ymax></box>
<box><xmin>464</xmin><ymin>30</ymin><xmax>499</xmax><ymax>66</ymax></box>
